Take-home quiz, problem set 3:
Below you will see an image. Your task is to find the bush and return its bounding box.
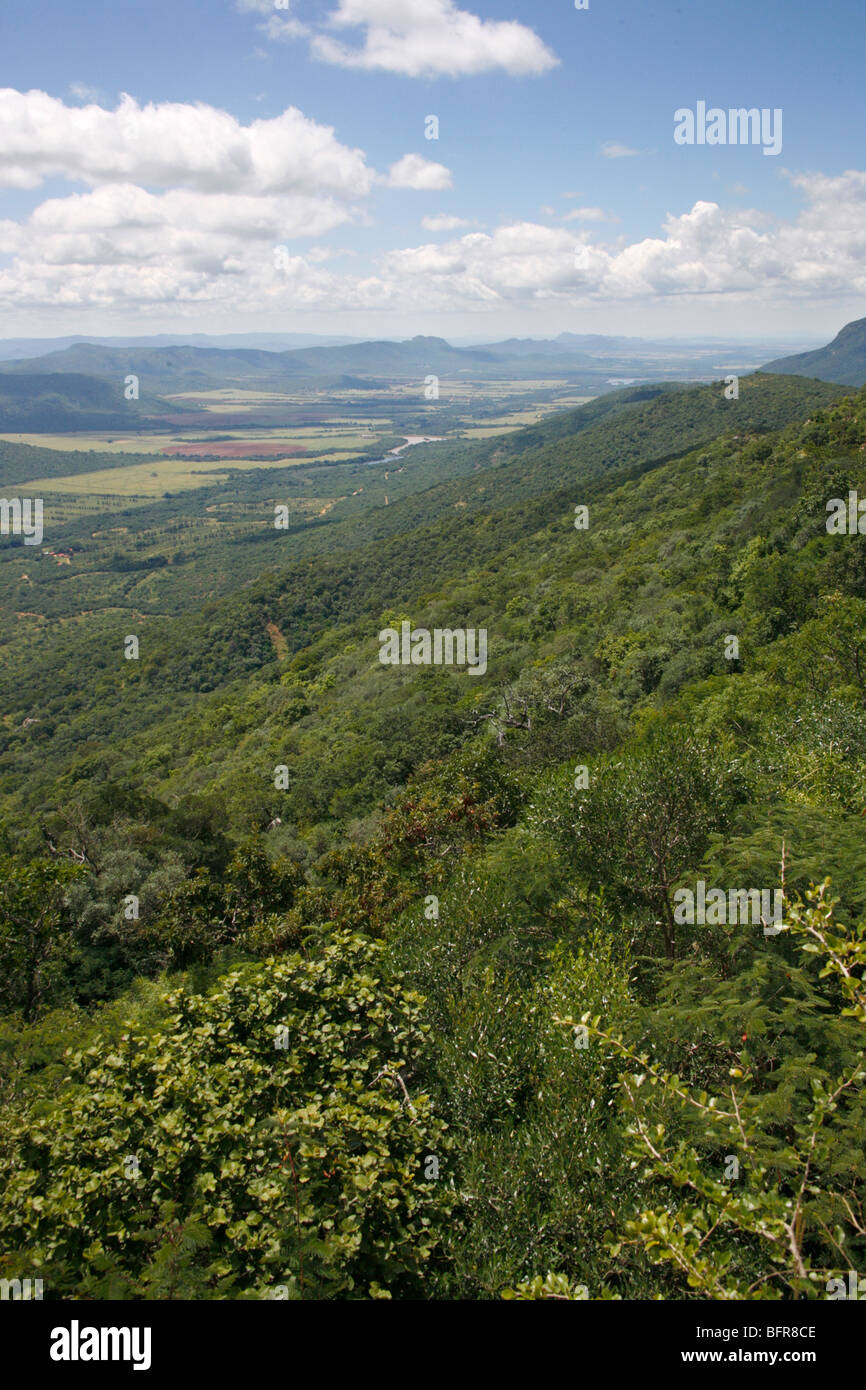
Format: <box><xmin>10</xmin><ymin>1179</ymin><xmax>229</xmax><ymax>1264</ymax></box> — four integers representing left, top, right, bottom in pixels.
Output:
<box><xmin>0</xmin><ymin>932</ymin><xmax>451</xmax><ymax>1299</ymax></box>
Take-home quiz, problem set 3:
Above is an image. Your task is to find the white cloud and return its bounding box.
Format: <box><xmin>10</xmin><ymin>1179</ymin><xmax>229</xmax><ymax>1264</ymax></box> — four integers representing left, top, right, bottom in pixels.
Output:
<box><xmin>0</xmin><ymin>88</ymin><xmax>452</xmax><ymax>316</ymax></box>
<box><xmin>303</xmin><ymin>0</ymin><xmax>557</xmax><ymax>77</ymax></box>
<box><xmin>0</xmin><ymin>187</ymin><xmax>377</xmax><ymax>314</ymax></box>
<box><xmin>563</xmin><ymin>206</ymin><xmax>606</xmax><ymax>222</ymax></box>
<box><xmin>3</xmin><ymin>153</ymin><xmax>866</xmax><ymax>318</ymax></box>
<box><xmin>386</xmin><ymin>154</ymin><xmax>453</xmax><ymax>190</ymax></box>
<box><xmin>238</xmin><ymin>0</ymin><xmax>557</xmax><ymax>75</ymax></box>
<box><xmin>382</xmin><ymin>223</ymin><xmax>578</xmax><ymax>304</ymax></box>
<box><xmin>422</xmin><ymin>213</ymin><xmax>472</xmax><ymax>230</ymax></box>
<box><xmin>34</xmin><ymin>182</ymin><xmax>352</xmax><ymax>244</ymax></box>
<box><xmin>380</xmin><ymin>172</ymin><xmax>866</xmax><ymax>306</ymax></box>
<box><xmin>0</xmin><ymin>89</ymin><xmax>374</xmax><ymax>198</ymax></box>
<box><xmin>601</xmin><ymin>143</ymin><xmax>640</xmax><ymax>159</ymax></box>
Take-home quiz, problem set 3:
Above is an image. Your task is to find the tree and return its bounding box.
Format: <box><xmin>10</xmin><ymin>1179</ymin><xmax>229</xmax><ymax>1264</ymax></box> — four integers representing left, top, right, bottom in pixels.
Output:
<box><xmin>0</xmin><ymin>932</ymin><xmax>451</xmax><ymax>1299</ymax></box>
<box><xmin>534</xmin><ymin>734</ymin><xmax>742</xmax><ymax>957</ymax></box>
<box><xmin>0</xmin><ymin>857</ymin><xmax>85</xmax><ymax>1019</ymax></box>
<box><xmin>574</xmin><ymin>883</ymin><xmax>866</xmax><ymax>1298</ymax></box>
<box><xmin>765</xmin><ymin>594</ymin><xmax>866</xmax><ymax>706</ymax></box>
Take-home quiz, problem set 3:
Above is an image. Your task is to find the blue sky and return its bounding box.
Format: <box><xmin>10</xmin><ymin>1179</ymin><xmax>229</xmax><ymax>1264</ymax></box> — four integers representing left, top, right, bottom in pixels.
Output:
<box><xmin>0</xmin><ymin>0</ymin><xmax>863</xmax><ymax>340</ymax></box>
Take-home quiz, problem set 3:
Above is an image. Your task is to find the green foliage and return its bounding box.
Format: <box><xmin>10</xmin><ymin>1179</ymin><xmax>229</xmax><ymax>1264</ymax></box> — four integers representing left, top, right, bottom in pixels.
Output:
<box><xmin>2</xmin><ymin>374</ymin><xmax>866</xmax><ymax>1300</ymax></box>
<box><xmin>150</xmin><ymin>835</ymin><xmax>304</xmax><ymax>968</ymax></box>
<box><xmin>0</xmin><ymin>856</ymin><xmax>85</xmax><ymax>1018</ymax></box>
<box><xmin>574</xmin><ymin>886</ymin><xmax>866</xmax><ymax>1298</ymax></box>
<box><xmin>532</xmin><ymin>733</ymin><xmax>743</xmax><ymax>957</ymax></box>
<box><xmin>502</xmin><ymin>1272</ymin><xmax>591</xmax><ymax>1300</ymax></box>
<box><xmin>0</xmin><ymin>932</ymin><xmax>451</xmax><ymax>1299</ymax></box>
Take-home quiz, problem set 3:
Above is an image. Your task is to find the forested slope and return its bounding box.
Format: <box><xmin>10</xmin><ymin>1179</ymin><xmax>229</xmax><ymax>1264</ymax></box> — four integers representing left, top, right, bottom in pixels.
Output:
<box><xmin>1</xmin><ymin>376</ymin><xmax>865</xmax><ymax>1301</ymax></box>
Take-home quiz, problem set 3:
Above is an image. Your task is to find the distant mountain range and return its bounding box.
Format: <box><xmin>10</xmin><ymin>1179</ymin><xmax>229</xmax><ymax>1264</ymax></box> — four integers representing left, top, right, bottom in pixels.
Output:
<box><xmin>0</xmin><ymin>331</ymin><xmax>814</xmax><ymax>399</ymax></box>
<box><xmin>0</xmin><ymin>323</ymin><xmax>860</xmax><ymax>431</ymax></box>
<box><xmin>472</xmin><ymin>332</ymin><xmax>653</xmax><ymax>357</ymax></box>
<box><xmin>0</xmin><ymin>337</ymin><xmax>501</xmax><ymax>394</ymax></box>
<box><xmin>0</xmin><ymin>329</ymin><xmax>812</xmax><ymax>364</ymax></box>
<box><xmin>761</xmin><ymin>317</ymin><xmax>866</xmax><ymax>387</ymax></box>
<box><xmin>0</xmin><ymin>333</ymin><xmax>366</xmax><ymax>363</ymax></box>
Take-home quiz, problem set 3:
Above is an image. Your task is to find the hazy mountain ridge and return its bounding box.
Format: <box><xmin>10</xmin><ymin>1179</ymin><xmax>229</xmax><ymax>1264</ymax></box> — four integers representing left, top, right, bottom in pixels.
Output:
<box><xmin>0</xmin><ymin>331</ymin><xmax>825</xmax><ymax>396</ymax></box>
<box><xmin>0</xmin><ymin>372</ymin><xmax>181</xmax><ymax>432</ymax></box>
<box><xmin>0</xmin><ymin>333</ymin><xmax>367</xmax><ymax>363</ymax></box>
<box><xmin>762</xmin><ymin>316</ymin><xmax>866</xmax><ymax>386</ymax></box>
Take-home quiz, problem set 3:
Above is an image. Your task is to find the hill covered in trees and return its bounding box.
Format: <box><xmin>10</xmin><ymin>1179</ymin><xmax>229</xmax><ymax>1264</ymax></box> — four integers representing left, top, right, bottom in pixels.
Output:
<box><xmin>1</xmin><ymin>371</ymin><xmax>865</xmax><ymax>1301</ymax></box>
<box><xmin>763</xmin><ymin>316</ymin><xmax>866</xmax><ymax>387</ymax></box>
<box><xmin>0</xmin><ymin>372</ymin><xmax>184</xmax><ymax>431</ymax></box>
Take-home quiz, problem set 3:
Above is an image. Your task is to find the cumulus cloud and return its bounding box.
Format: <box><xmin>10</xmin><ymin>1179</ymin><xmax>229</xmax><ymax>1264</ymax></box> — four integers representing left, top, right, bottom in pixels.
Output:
<box><xmin>380</xmin><ymin>172</ymin><xmax>866</xmax><ymax>307</ymax></box>
<box><xmin>382</xmin><ymin>223</ymin><xmax>577</xmax><ymax>304</ymax></box>
<box><xmin>2</xmin><ymin>141</ymin><xmax>865</xmax><ymax>317</ymax></box>
<box><xmin>28</xmin><ymin>182</ymin><xmax>352</xmax><ymax>249</ymax></box>
<box><xmin>0</xmin><ymin>89</ymin><xmax>375</xmax><ymax>198</ymax></box>
<box><xmin>0</xmin><ymin>88</ymin><xmax>453</xmax><ymax>316</ymax></box>
<box><xmin>386</xmin><ymin>154</ymin><xmax>453</xmax><ymax>190</ymax></box>
<box><xmin>262</xmin><ymin>0</ymin><xmax>560</xmax><ymax>78</ymax></box>
<box><xmin>0</xmin><ymin>188</ymin><xmax>379</xmax><ymax>315</ymax></box>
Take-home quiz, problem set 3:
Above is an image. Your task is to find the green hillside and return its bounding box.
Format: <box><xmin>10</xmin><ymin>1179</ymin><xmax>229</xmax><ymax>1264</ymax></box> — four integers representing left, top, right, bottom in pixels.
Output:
<box><xmin>0</xmin><ymin>371</ymin><xmax>180</xmax><ymax>432</ymax></box>
<box><xmin>1</xmin><ymin>371</ymin><xmax>865</xmax><ymax>1302</ymax></box>
<box><xmin>0</xmin><ymin>374</ymin><xmax>842</xmax><ymax>768</ymax></box>
<box><xmin>763</xmin><ymin>316</ymin><xmax>866</xmax><ymax>386</ymax></box>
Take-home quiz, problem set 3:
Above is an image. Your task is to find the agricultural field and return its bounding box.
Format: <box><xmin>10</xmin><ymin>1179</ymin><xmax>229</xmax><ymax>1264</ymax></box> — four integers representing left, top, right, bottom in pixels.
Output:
<box><xmin>0</xmin><ymin>433</ymin><xmax>176</xmax><ymax>454</ymax></box>
<box><xmin>1</xmin><ymin>380</ymin><xmax>597</xmax><ymax>497</ymax></box>
<box><xmin>459</xmin><ymin>397</ymin><xmax>595</xmax><ymax>436</ymax></box>
<box><xmin>0</xmin><ymin>424</ymin><xmax>384</xmax><ymax>460</ymax></box>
